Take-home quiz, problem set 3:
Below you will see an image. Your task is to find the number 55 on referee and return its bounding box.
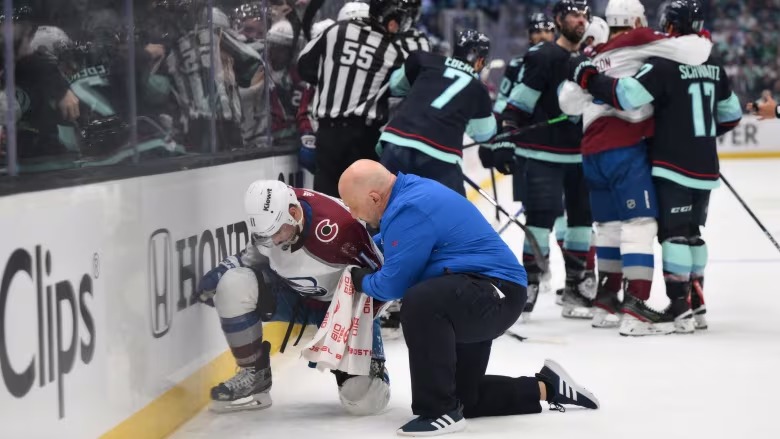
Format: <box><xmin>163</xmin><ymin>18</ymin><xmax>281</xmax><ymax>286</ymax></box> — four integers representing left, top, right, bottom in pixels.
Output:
<box><xmin>297</xmin><ymin>0</ymin><xmax>416</xmax><ymax>197</ymax></box>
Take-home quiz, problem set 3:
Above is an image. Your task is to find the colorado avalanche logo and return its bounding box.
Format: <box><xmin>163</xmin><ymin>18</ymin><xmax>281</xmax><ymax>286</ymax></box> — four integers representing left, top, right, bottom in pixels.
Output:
<box><xmin>315</xmin><ymin>219</ymin><xmax>339</xmax><ymax>243</ymax></box>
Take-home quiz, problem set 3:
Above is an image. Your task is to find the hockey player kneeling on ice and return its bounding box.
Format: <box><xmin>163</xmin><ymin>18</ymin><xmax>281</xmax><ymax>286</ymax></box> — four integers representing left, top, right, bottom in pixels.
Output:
<box><xmin>339</xmin><ymin>160</ymin><xmax>600</xmax><ymax>437</ymax></box>
<box><xmin>195</xmin><ymin>180</ymin><xmax>390</xmax><ymax>415</ymax></box>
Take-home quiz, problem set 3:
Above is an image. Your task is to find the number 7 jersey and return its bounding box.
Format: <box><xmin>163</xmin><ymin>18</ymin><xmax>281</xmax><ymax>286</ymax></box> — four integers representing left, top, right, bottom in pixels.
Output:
<box><xmin>379</xmin><ymin>50</ymin><xmax>497</xmax><ymax>166</ymax></box>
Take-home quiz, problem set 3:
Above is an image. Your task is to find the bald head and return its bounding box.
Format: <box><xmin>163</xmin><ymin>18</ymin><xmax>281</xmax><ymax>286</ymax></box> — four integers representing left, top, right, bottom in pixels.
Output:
<box><xmin>338</xmin><ymin>160</ymin><xmax>396</xmax><ymax>228</ymax></box>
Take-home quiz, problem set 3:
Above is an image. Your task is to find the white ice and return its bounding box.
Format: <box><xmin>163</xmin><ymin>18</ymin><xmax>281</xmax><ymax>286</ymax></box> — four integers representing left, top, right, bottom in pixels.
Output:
<box><xmin>173</xmin><ymin>159</ymin><xmax>780</xmax><ymax>439</ymax></box>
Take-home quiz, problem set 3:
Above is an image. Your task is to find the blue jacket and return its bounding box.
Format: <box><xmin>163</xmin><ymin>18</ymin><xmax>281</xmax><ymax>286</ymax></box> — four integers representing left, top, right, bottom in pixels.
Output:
<box><xmin>362</xmin><ymin>173</ymin><xmax>527</xmax><ymax>301</ymax></box>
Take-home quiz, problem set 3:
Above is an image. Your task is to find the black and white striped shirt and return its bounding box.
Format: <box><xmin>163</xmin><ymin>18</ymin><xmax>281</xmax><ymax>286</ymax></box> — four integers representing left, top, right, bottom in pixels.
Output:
<box><xmin>397</xmin><ymin>29</ymin><xmax>431</xmax><ymax>57</ymax></box>
<box><xmin>298</xmin><ymin>20</ymin><xmax>404</xmax><ymax>123</ymax></box>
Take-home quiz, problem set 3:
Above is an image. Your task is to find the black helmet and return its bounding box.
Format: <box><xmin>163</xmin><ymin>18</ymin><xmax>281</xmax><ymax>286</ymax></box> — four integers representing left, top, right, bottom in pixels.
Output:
<box><xmin>453</xmin><ymin>29</ymin><xmax>490</xmax><ymax>65</ymax></box>
<box><xmin>528</xmin><ymin>13</ymin><xmax>555</xmax><ymax>34</ymax></box>
<box><xmin>369</xmin><ymin>0</ymin><xmax>417</xmax><ymax>33</ymax></box>
<box><xmin>552</xmin><ymin>0</ymin><xmax>591</xmax><ymax>24</ymax></box>
<box><xmin>659</xmin><ymin>0</ymin><xmax>704</xmax><ymax>35</ymax></box>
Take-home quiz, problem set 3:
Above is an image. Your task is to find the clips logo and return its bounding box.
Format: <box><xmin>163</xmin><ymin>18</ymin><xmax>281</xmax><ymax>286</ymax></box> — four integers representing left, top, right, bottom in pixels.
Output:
<box><xmin>1</xmin><ymin>245</ymin><xmax>97</xmax><ymax>419</ymax></box>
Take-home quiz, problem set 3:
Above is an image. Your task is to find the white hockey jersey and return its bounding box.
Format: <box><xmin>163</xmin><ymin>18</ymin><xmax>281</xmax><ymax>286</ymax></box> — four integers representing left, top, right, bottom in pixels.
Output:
<box><xmin>239</xmin><ymin>188</ymin><xmax>383</xmax><ymax>302</ymax></box>
<box><xmin>558</xmin><ymin>27</ymin><xmax>712</xmax><ymax>154</ymax></box>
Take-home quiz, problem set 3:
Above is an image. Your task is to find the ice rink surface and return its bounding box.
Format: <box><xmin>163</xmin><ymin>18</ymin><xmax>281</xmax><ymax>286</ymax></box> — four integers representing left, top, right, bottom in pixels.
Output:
<box><xmin>173</xmin><ymin>159</ymin><xmax>780</xmax><ymax>439</ymax></box>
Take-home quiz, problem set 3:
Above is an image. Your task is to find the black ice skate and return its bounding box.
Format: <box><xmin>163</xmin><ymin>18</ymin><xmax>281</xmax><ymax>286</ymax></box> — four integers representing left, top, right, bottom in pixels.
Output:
<box><xmin>691</xmin><ymin>278</ymin><xmax>708</xmax><ymax>330</ymax></box>
<box><xmin>561</xmin><ymin>271</ymin><xmax>596</xmax><ymax>319</ymax></box>
<box><xmin>519</xmin><ymin>283</ymin><xmax>540</xmax><ymax>323</ymax></box>
<box><xmin>210</xmin><ymin>341</ymin><xmax>273</xmax><ymax>413</ymax></box>
<box><xmin>663</xmin><ymin>297</ymin><xmax>695</xmax><ymax>334</ymax></box>
<box><xmin>591</xmin><ymin>288</ymin><xmax>622</xmax><ymax>329</ymax></box>
<box><xmin>619</xmin><ymin>295</ymin><xmax>675</xmax><ymax>336</ymax></box>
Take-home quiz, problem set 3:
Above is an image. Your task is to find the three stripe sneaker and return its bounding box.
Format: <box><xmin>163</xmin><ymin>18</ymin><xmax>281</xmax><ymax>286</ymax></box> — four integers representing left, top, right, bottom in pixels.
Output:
<box><xmin>536</xmin><ymin>359</ymin><xmax>600</xmax><ymax>411</ymax></box>
<box><xmin>397</xmin><ymin>405</ymin><xmax>467</xmax><ymax>437</ymax></box>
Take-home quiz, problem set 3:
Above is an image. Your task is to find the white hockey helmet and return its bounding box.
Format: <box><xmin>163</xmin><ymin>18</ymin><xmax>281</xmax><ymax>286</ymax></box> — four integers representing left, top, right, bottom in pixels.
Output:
<box><xmin>581</xmin><ymin>16</ymin><xmax>609</xmax><ymax>46</ymax></box>
<box><xmin>267</xmin><ymin>19</ymin><xmax>295</xmax><ymax>46</ymax></box>
<box><xmin>30</xmin><ymin>26</ymin><xmax>72</xmax><ymax>53</ymax></box>
<box><xmin>244</xmin><ymin>180</ymin><xmax>302</xmax><ymax>246</ymax></box>
<box><xmin>339</xmin><ymin>375</ymin><xmax>391</xmax><ymax>416</ymax></box>
<box><xmin>311</xmin><ymin>18</ymin><xmax>336</xmax><ymax>39</ymax></box>
<box><xmin>605</xmin><ymin>0</ymin><xmax>648</xmax><ymax>28</ymax></box>
<box><xmin>338</xmin><ymin>1</ymin><xmax>370</xmax><ymax>21</ymax></box>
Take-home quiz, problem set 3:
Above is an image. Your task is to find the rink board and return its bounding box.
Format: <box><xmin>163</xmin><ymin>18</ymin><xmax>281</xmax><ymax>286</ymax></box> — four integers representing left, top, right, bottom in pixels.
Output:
<box><xmin>2</xmin><ymin>119</ymin><xmax>778</xmax><ymax>439</ymax></box>
<box><xmin>0</xmin><ymin>155</ymin><xmax>299</xmax><ymax>438</ymax></box>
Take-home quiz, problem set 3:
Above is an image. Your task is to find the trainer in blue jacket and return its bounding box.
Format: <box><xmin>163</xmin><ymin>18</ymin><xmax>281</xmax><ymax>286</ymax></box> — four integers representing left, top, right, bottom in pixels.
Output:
<box><xmin>338</xmin><ymin>159</ymin><xmax>599</xmax><ymax>437</ymax></box>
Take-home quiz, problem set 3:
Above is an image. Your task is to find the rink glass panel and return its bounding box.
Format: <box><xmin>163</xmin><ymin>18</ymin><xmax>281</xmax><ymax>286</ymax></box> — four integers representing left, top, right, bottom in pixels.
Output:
<box><xmin>0</xmin><ymin>0</ymin><xmax>305</xmax><ymax>194</ymax></box>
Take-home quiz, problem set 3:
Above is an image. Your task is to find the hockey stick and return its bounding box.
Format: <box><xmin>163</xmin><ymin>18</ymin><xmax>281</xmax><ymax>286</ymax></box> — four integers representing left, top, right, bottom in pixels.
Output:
<box><xmin>464</xmin><ymin>175</ymin><xmax>549</xmax><ymax>272</ymax></box>
<box><xmin>301</xmin><ymin>0</ymin><xmax>326</xmax><ymax>40</ymax></box>
<box><xmin>498</xmin><ymin>206</ymin><xmax>526</xmax><ymax>235</ymax></box>
<box><xmin>720</xmin><ymin>173</ymin><xmax>780</xmax><ymax>254</ymax></box>
<box><xmin>491</xmin><ymin>169</ymin><xmax>499</xmax><ymax>221</ymax></box>
<box><xmin>462</xmin><ymin>114</ymin><xmax>569</xmax><ymax>149</ymax></box>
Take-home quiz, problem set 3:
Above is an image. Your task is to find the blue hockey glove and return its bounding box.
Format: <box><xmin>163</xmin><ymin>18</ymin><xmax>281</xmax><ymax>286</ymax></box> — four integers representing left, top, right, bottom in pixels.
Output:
<box><xmin>195</xmin><ymin>256</ymin><xmax>242</xmax><ymax>305</ymax></box>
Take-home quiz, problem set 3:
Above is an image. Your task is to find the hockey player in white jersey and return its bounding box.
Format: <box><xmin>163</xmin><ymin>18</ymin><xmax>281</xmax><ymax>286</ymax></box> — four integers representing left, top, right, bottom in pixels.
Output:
<box><xmin>195</xmin><ymin>180</ymin><xmax>390</xmax><ymax>415</ymax></box>
<box><xmin>560</xmin><ymin>0</ymin><xmax>712</xmax><ymax>335</ymax></box>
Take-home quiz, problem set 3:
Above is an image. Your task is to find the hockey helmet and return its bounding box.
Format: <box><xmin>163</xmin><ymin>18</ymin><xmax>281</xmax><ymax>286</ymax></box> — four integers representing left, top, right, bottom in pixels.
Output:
<box><xmin>528</xmin><ymin>13</ymin><xmax>555</xmax><ymax>34</ymax></box>
<box><xmin>659</xmin><ymin>0</ymin><xmax>704</xmax><ymax>35</ymax></box>
<box><xmin>605</xmin><ymin>0</ymin><xmax>647</xmax><ymax>28</ymax></box>
<box><xmin>245</xmin><ymin>180</ymin><xmax>302</xmax><ymax>247</ymax></box>
<box><xmin>30</xmin><ymin>26</ymin><xmax>72</xmax><ymax>53</ymax></box>
<box><xmin>339</xmin><ymin>2</ymin><xmax>370</xmax><ymax>21</ymax></box>
<box><xmin>580</xmin><ymin>16</ymin><xmax>609</xmax><ymax>46</ymax></box>
<box><xmin>369</xmin><ymin>0</ymin><xmax>417</xmax><ymax>33</ymax></box>
<box><xmin>267</xmin><ymin>19</ymin><xmax>295</xmax><ymax>46</ymax></box>
<box><xmin>453</xmin><ymin>29</ymin><xmax>490</xmax><ymax>65</ymax></box>
<box><xmin>552</xmin><ymin>0</ymin><xmax>591</xmax><ymax>24</ymax></box>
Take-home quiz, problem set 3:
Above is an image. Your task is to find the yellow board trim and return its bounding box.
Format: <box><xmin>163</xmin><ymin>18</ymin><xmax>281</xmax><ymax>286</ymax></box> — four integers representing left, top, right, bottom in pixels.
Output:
<box><xmin>718</xmin><ymin>151</ymin><xmax>780</xmax><ymax>159</ymax></box>
<box><xmin>102</xmin><ymin>172</ymin><xmax>504</xmax><ymax>439</ymax></box>
<box><xmin>100</xmin><ymin>321</ymin><xmax>305</xmax><ymax>439</ymax></box>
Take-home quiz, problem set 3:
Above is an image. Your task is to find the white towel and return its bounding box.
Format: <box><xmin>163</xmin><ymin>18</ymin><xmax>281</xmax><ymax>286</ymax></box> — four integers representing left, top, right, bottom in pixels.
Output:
<box><xmin>302</xmin><ymin>266</ymin><xmax>374</xmax><ymax>376</ymax></box>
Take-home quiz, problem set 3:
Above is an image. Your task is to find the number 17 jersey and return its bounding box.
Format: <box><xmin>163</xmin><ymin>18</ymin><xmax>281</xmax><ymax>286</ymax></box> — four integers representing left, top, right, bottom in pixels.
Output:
<box><xmin>380</xmin><ymin>51</ymin><xmax>496</xmax><ymax>165</ymax></box>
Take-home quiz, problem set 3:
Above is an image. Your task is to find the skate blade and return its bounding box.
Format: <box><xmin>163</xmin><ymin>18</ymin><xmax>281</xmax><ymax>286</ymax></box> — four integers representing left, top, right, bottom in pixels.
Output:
<box><xmin>562</xmin><ymin>306</ymin><xmax>595</xmax><ymax>319</ymax></box>
<box><xmin>619</xmin><ymin>321</ymin><xmax>675</xmax><ymax>337</ymax></box>
<box><xmin>674</xmin><ymin>319</ymin><xmax>696</xmax><ymax>334</ymax></box>
<box><xmin>591</xmin><ymin>309</ymin><xmax>621</xmax><ymax>328</ymax></box>
<box><xmin>210</xmin><ymin>392</ymin><xmax>273</xmax><ymax>413</ymax></box>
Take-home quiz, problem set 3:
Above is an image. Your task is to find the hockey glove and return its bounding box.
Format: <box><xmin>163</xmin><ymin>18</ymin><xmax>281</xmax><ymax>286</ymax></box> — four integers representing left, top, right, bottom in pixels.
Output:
<box><xmin>351</xmin><ymin>266</ymin><xmax>374</xmax><ymax>293</ymax></box>
<box><xmin>571</xmin><ymin>59</ymin><xmax>599</xmax><ymax>90</ymax></box>
<box><xmin>195</xmin><ymin>256</ymin><xmax>242</xmax><ymax>306</ymax></box>
<box><xmin>492</xmin><ymin>143</ymin><xmax>516</xmax><ymax>175</ymax></box>
<box><xmin>478</xmin><ymin>145</ymin><xmax>494</xmax><ymax>169</ymax></box>
<box><xmin>299</xmin><ymin>134</ymin><xmax>317</xmax><ymax>174</ymax></box>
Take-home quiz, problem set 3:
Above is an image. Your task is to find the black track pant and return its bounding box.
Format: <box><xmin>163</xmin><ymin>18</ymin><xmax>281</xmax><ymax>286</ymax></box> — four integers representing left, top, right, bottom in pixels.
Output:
<box><xmin>400</xmin><ymin>273</ymin><xmax>542</xmax><ymax>419</ymax></box>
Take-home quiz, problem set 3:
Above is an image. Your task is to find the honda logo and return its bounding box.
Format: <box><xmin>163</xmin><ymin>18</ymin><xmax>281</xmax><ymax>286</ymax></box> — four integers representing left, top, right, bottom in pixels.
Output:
<box><xmin>148</xmin><ymin>229</ymin><xmax>173</xmax><ymax>338</ymax></box>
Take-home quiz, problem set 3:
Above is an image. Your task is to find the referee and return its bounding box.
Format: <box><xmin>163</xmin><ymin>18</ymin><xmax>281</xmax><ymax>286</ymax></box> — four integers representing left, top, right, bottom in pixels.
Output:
<box><xmin>297</xmin><ymin>0</ymin><xmax>414</xmax><ymax>197</ymax></box>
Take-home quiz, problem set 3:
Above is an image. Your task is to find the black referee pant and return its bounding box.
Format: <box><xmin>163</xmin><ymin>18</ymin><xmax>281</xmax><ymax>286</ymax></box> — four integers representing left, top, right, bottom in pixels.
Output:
<box><xmin>400</xmin><ymin>273</ymin><xmax>542</xmax><ymax>419</ymax></box>
<box><xmin>314</xmin><ymin>117</ymin><xmax>382</xmax><ymax>197</ymax></box>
